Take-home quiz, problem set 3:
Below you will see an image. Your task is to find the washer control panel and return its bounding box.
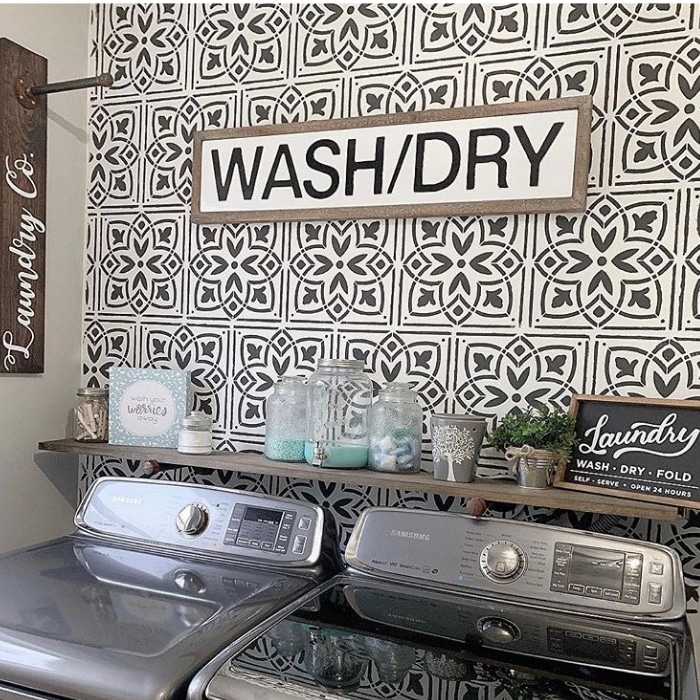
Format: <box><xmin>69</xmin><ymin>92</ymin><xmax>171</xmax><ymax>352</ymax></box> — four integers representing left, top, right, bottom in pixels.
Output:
<box><xmin>345</xmin><ymin>508</ymin><xmax>685</xmax><ymax>619</ymax></box>
<box><xmin>75</xmin><ymin>477</ymin><xmax>324</xmax><ymax>566</ymax></box>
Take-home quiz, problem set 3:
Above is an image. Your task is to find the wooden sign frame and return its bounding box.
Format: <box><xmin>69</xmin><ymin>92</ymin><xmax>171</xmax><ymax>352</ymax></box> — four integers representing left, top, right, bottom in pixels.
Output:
<box><xmin>0</xmin><ymin>38</ymin><xmax>46</xmax><ymax>373</ymax></box>
<box><xmin>192</xmin><ymin>95</ymin><xmax>592</xmax><ymax>224</ymax></box>
<box><xmin>556</xmin><ymin>394</ymin><xmax>700</xmax><ymax>509</ymax></box>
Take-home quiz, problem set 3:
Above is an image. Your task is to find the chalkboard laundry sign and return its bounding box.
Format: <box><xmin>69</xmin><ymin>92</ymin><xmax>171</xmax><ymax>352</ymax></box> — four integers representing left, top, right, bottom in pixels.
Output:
<box><xmin>557</xmin><ymin>395</ymin><xmax>700</xmax><ymax>508</ymax></box>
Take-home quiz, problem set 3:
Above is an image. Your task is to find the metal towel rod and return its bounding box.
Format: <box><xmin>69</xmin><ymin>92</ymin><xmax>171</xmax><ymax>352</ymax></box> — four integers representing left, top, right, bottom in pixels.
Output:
<box><xmin>14</xmin><ymin>72</ymin><xmax>113</xmax><ymax>109</ymax></box>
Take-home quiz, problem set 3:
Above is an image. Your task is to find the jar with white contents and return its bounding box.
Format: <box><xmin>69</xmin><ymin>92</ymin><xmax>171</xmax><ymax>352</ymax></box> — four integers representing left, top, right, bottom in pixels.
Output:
<box><xmin>178</xmin><ymin>412</ymin><xmax>213</xmax><ymax>455</ymax></box>
<box><xmin>75</xmin><ymin>387</ymin><xmax>109</xmax><ymax>443</ymax></box>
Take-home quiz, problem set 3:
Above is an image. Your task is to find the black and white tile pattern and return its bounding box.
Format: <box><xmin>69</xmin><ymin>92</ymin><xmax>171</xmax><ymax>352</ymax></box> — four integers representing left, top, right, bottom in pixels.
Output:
<box><xmin>84</xmin><ymin>4</ymin><xmax>700</xmax><ymax>610</ymax></box>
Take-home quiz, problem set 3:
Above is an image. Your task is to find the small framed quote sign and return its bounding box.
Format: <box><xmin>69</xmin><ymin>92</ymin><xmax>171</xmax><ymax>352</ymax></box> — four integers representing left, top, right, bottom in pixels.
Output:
<box><xmin>109</xmin><ymin>368</ymin><xmax>192</xmax><ymax>448</ymax></box>
<box><xmin>556</xmin><ymin>395</ymin><xmax>700</xmax><ymax>508</ymax></box>
<box><xmin>192</xmin><ymin>95</ymin><xmax>592</xmax><ymax>224</ymax></box>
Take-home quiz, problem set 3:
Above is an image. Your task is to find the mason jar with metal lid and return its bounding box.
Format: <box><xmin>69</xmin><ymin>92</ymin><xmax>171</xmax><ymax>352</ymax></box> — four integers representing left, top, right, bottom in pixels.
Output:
<box><xmin>178</xmin><ymin>411</ymin><xmax>213</xmax><ymax>455</ymax></box>
<box><xmin>75</xmin><ymin>387</ymin><xmax>109</xmax><ymax>443</ymax></box>
<box><xmin>368</xmin><ymin>382</ymin><xmax>422</xmax><ymax>473</ymax></box>
<box><xmin>264</xmin><ymin>375</ymin><xmax>307</xmax><ymax>462</ymax></box>
<box><xmin>305</xmin><ymin>359</ymin><xmax>373</xmax><ymax>469</ymax></box>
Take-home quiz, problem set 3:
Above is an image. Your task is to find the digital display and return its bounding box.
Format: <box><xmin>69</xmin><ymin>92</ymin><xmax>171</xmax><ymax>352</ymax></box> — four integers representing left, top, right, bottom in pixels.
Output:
<box><xmin>562</xmin><ymin>633</ymin><xmax>617</xmax><ymax>662</ymax></box>
<box><xmin>242</xmin><ymin>507</ymin><xmax>283</xmax><ymax>527</ymax></box>
<box><xmin>569</xmin><ymin>546</ymin><xmax>625</xmax><ymax>591</ymax></box>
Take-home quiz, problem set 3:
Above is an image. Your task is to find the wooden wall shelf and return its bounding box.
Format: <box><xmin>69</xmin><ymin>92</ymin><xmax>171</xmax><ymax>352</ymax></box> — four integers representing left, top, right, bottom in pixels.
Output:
<box><xmin>38</xmin><ymin>438</ymin><xmax>681</xmax><ymax>522</ymax></box>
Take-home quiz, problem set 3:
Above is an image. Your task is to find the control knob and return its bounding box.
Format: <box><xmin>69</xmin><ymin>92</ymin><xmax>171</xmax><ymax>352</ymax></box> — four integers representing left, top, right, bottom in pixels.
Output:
<box><xmin>173</xmin><ymin>570</ymin><xmax>207</xmax><ymax>594</ymax></box>
<box><xmin>478</xmin><ymin>617</ymin><xmax>521</xmax><ymax>644</ymax></box>
<box><xmin>480</xmin><ymin>540</ymin><xmax>526</xmax><ymax>582</ymax></box>
<box><xmin>176</xmin><ymin>503</ymin><xmax>209</xmax><ymax>536</ymax></box>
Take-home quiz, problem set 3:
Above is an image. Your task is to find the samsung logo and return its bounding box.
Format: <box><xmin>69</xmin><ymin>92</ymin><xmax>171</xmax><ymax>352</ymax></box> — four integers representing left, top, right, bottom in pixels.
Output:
<box><xmin>112</xmin><ymin>495</ymin><xmax>142</xmax><ymax>506</ymax></box>
<box><xmin>390</xmin><ymin>529</ymin><xmax>431</xmax><ymax>541</ymax></box>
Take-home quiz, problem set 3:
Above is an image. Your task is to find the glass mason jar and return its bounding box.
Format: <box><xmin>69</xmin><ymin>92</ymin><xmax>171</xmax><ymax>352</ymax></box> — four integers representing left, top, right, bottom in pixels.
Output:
<box><xmin>178</xmin><ymin>411</ymin><xmax>213</xmax><ymax>455</ymax></box>
<box><xmin>368</xmin><ymin>383</ymin><xmax>422</xmax><ymax>473</ymax></box>
<box><xmin>305</xmin><ymin>359</ymin><xmax>372</xmax><ymax>469</ymax></box>
<box><xmin>75</xmin><ymin>387</ymin><xmax>109</xmax><ymax>443</ymax></box>
<box><xmin>265</xmin><ymin>376</ymin><xmax>307</xmax><ymax>462</ymax></box>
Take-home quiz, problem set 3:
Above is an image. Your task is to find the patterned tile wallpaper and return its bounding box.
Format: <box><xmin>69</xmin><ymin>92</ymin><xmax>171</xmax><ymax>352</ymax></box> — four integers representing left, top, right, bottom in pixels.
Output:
<box><xmin>83</xmin><ymin>3</ymin><xmax>700</xmax><ymax>608</ymax></box>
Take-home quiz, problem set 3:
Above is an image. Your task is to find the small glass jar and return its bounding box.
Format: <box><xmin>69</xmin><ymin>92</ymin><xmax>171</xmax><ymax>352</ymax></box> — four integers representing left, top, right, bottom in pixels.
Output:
<box><xmin>178</xmin><ymin>411</ymin><xmax>212</xmax><ymax>455</ymax></box>
<box><xmin>75</xmin><ymin>387</ymin><xmax>109</xmax><ymax>443</ymax></box>
<box><xmin>305</xmin><ymin>359</ymin><xmax>373</xmax><ymax>469</ymax></box>
<box><xmin>264</xmin><ymin>376</ymin><xmax>307</xmax><ymax>462</ymax></box>
<box><xmin>368</xmin><ymin>383</ymin><xmax>422</xmax><ymax>473</ymax></box>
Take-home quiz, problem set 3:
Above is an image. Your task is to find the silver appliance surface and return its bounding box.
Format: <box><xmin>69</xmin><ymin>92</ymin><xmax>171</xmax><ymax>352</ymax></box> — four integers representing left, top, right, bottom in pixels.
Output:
<box><xmin>191</xmin><ymin>507</ymin><xmax>697</xmax><ymax>700</ymax></box>
<box><xmin>0</xmin><ymin>478</ymin><xmax>339</xmax><ymax>700</ymax></box>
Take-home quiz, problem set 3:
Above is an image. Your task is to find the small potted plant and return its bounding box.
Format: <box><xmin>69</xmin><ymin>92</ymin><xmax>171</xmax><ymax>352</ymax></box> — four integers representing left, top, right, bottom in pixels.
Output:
<box><xmin>486</xmin><ymin>405</ymin><xmax>576</xmax><ymax>489</ymax></box>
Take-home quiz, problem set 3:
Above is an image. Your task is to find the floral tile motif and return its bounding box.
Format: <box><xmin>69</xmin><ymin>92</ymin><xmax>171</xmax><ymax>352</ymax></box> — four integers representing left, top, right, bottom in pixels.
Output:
<box><xmin>340</xmin><ymin>330</ymin><xmax>451</xmax><ymax>450</ymax></box>
<box><xmin>349</xmin><ymin>65</ymin><xmax>465</xmax><ymax>117</ymax></box>
<box><xmin>593</xmin><ymin>336</ymin><xmax>700</xmax><ymax>399</ymax></box>
<box><xmin>231</xmin><ymin>327</ymin><xmax>331</xmax><ymax>435</ymax></box>
<box><xmin>453</xmin><ymin>334</ymin><xmax>589</xmax><ymax>424</ymax></box>
<box><xmin>399</xmin><ymin>217</ymin><xmax>526</xmax><ymax>328</ymax></box>
<box><xmin>192</xmin><ymin>4</ymin><xmax>293</xmax><ymax>88</ymax></box>
<box><xmin>189</xmin><ymin>222</ymin><xmax>284</xmax><ymax>322</ymax></box>
<box><xmin>82</xmin><ymin>319</ymin><xmax>136</xmax><ymax>388</ymax></box>
<box><xmin>143</xmin><ymin>95</ymin><xmax>234</xmax><ymax>207</ymax></box>
<box><xmin>296</xmin><ymin>4</ymin><xmax>408</xmax><ymax>77</ymax></box>
<box><xmin>410</xmin><ymin>4</ymin><xmax>537</xmax><ymax>61</ymax></box>
<box><xmin>614</xmin><ymin>37</ymin><xmax>700</xmax><ymax>183</ymax></box>
<box><xmin>98</xmin><ymin>212</ymin><xmax>187</xmax><ymax>316</ymax></box>
<box><xmin>531</xmin><ymin>193</ymin><xmax>677</xmax><ymax>329</ymax></box>
<box><xmin>476</xmin><ymin>49</ymin><xmax>608</xmax><ymax>188</ymax></box>
<box><xmin>88</xmin><ymin>102</ymin><xmax>142</xmax><ymax>209</ymax></box>
<box><xmin>139</xmin><ymin>323</ymin><xmax>231</xmax><ymax>428</ymax></box>
<box><xmin>545</xmin><ymin>4</ymin><xmax>691</xmax><ymax>47</ymax></box>
<box><xmin>102</xmin><ymin>4</ymin><xmax>190</xmax><ymax>96</ymax></box>
<box><xmin>242</xmin><ymin>79</ymin><xmax>342</xmax><ymax>126</ymax></box>
<box><xmin>288</xmin><ymin>221</ymin><xmax>396</xmax><ymax>326</ymax></box>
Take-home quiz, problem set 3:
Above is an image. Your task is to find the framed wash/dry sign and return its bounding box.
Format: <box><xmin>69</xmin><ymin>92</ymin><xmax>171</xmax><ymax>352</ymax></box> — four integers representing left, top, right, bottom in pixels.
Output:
<box><xmin>556</xmin><ymin>394</ymin><xmax>700</xmax><ymax>508</ymax></box>
<box><xmin>192</xmin><ymin>95</ymin><xmax>592</xmax><ymax>224</ymax></box>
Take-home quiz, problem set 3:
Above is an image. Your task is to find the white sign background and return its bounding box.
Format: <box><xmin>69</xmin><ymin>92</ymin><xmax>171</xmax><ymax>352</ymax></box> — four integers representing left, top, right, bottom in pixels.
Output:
<box><xmin>119</xmin><ymin>380</ymin><xmax>176</xmax><ymax>437</ymax></box>
<box><xmin>192</xmin><ymin>98</ymin><xmax>591</xmax><ymax>223</ymax></box>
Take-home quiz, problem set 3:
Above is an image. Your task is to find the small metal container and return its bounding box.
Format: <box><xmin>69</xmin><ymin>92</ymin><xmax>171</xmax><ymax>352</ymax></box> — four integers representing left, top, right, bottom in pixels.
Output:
<box><xmin>505</xmin><ymin>445</ymin><xmax>558</xmax><ymax>488</ymax></box>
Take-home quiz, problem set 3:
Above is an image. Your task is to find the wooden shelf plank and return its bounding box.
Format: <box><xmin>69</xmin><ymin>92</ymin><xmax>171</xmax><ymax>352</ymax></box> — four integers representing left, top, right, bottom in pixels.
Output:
<box><xmin>38</xmin><ymin>438</ymin><xmax>681</xmax><ymax>522</ymax></box>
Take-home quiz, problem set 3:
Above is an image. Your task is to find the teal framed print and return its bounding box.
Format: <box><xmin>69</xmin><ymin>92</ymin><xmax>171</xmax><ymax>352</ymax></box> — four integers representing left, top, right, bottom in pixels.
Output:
<box><xmin>109</xmin><ymin>368</ymin><xmax>192</xmax><ymax>448</ymax></box>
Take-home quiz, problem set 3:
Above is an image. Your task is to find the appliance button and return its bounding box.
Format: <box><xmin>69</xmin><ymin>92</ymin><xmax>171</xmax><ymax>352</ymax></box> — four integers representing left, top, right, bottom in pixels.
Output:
<box><xmin>299</xmin><ymin>517</ymin><xmax>311</xmax><ymax>531</ymax></box>
<box><xmin>566</xmin><ymin>631</ymin><xmax>582</xmax><ymax>638</ymax></box>
<box><xmin>643</xmin><ymin>660</ymin><xmax>658</xmax><ymax>670</ymax></box>
<box><xmin>292</xmin><ymin>535</ymin><xmax>307</xmax><ymax>554</ymax></box>
<box><xmin>603</xmin><ymin>589</ymin><xmax>621</xmax><ymax>600</ymax></box>
<box><xmin>586</xmin><ymin>586</ymin><xmax>603</xmax><ymax>597</ymax></box>
<box><xmin>237</xmin><ymin>537</ymin><xmax>250</xmax><ymax>545</ymax></box>
<box><xmin>650</xmin><ymin>561</ymin><xmax>664</xmax><ymax>575</ymax></box>
<box><xmin>644</xmin><ymin>645</ymin><xmax>659</xmax><ymax>658</ymax></box>
<box><xmin>248</xmin><ymin>540</ymin><xmax>261</xmax><ymax>548</ymax></box>
<box><xmin>261</xmin><ymin>542</ymin><xmax>273</xmax><ymax>550</ymax></box>
<box><xmin>274</xmin><ymin>545</ymin><xmax>287</xmax><ymax>553</ymax></box>
<box><xmin>622</xmin><ymin>590</ymin><xmax>640</xmax><ymax>604</ymax></box>
<box><xmin>283</xmin><ymin>512</ymin><xmax>295</xmax><ymax>522</ymax></box>
<box><xmin>568</xmin><ymin>584</ymin><xmax>585</xmax><ymax>594</ymax></box>
<box><xmin>648</xmin><ymin>583</ymin><xmax>663</xmax><ymax>604</ymax></box>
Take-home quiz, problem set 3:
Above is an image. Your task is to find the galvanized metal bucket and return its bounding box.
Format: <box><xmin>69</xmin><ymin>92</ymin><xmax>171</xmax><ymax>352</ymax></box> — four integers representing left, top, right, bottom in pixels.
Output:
<box><xmin>504</xmin><ymin>445</ymin><xmax>559</xmax><ymax>489</ymax></box>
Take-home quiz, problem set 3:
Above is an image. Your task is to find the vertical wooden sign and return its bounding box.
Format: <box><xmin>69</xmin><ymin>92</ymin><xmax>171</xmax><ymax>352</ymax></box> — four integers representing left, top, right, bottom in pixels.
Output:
<box><xmin>0</xmin><ymin>38</ymin><xmax>46</xmax><ymax>373</ymax></box>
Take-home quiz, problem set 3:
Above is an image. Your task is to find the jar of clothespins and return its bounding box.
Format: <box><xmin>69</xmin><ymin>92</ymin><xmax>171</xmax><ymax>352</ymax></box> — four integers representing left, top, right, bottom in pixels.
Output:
<box><xmin>75</xmin><ymin>387</ymin><xmax>109</xmax><ymax>443</ymax></box>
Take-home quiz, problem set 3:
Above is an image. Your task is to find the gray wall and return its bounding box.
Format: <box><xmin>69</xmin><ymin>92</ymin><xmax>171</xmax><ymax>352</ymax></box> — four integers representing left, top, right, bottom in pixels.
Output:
<box><xmin>0</xmin><ymin>4</ymin><xmax>89</xmax><ymax>550</ymax></box>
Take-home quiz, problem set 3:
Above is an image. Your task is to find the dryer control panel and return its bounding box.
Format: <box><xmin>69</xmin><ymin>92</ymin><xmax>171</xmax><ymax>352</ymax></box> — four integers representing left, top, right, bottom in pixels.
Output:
<box><xmin>75</xmin><ymin>478</ymin><xmax>324</xmax><ymax>567</ymax></box>
<box><xmin>345</xmin><ymin>508</ymin><xmax>686</xmax><ymax>620</ymax></box>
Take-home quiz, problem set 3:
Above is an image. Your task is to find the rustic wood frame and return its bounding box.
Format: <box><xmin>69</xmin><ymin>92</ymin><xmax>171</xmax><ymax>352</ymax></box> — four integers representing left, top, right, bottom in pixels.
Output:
<box><xmin>192</xmin><ymin>95</ymin><xmax>592</xmax><ymax>224</ymax></box>
<box><xmin>0</xmin><ymin>38</ymin><xmax>46</xmax><ymax>373</ymax></box>
<box><xmin>556</xmin><ymin>394</ymin><xmax>700</xmax><ymax>509</ymax></box>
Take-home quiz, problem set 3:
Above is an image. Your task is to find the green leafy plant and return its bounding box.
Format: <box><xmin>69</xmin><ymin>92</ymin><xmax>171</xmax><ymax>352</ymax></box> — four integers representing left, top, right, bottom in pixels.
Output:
<box><xmin>486</xmin><ymin>405</ymin><xmax>576</xmax><ymax>461</ymax></box>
